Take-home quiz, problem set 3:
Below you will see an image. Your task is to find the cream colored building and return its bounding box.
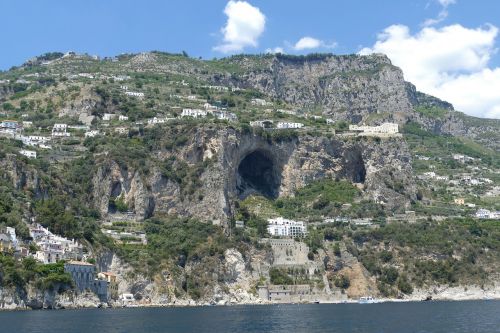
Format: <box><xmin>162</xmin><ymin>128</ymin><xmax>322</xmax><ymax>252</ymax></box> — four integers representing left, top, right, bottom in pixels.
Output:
<box><xmin>349</xmin><ymin>122</ymin><xmax>399</xmax><ymax>134</ymax></box>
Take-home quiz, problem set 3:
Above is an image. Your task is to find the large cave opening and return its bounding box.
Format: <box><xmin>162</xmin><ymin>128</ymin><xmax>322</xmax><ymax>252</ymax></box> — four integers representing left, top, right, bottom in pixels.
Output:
<box><xmin>237</xmin><ymin>150</ymin><xmax>280</xmax><ymax>199</ymax></box>
<box><xmin>353</xmin><ymin>155</ymin><xmax>366</xmax><ymax>183</ymax></box>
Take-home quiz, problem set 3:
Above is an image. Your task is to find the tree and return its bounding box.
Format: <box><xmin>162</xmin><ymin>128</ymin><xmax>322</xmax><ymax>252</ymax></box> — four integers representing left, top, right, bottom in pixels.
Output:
<box><xmin>381</xmin><ymin>267</ymin><xmax>399</xmax><ymax>285</ymax></box>
<box><xmin>334</xmin><ymin>274</ymin><xmax>350</xmax><ymax>289</ymax></box>
<box><xmin>397</xmin><ymin>274</ymin><xmax>413</xmax><ymax>294</ymax></box>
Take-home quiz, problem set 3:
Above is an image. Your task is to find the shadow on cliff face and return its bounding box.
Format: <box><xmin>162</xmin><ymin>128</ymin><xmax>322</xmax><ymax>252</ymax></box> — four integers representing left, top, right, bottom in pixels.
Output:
<box><xmin>237</xmin><ymin>150</ymin><xmax>280</xmax><ymax>199</ymax></box>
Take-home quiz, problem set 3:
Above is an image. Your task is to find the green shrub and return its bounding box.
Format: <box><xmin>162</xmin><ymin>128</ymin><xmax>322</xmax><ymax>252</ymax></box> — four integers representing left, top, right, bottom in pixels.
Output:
<box><xmin>269</xmin><ymin>268</ymin><xmax>293</xmax><ymax>285</ymax></box>
<box><xmin>334</xmin><ymin>274</ymin><xmax>350</xmax><ymax>289</ymax></box>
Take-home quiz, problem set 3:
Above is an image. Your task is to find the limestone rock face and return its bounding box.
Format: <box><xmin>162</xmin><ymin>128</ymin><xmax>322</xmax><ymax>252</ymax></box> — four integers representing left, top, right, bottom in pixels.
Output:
<box><xmin>90</xmin><ymin>127</ymin><xmax>416</xmax><ymax>222</ymax></box>
<box><xmin>210</xmin><ymin>54</ymin><xmax>413</xmax><ymax>124</ymax></box>
<box><xmin>0</xmin><ymin>154</ymin><xmax>47</xmax><ymax>199</ymax></box>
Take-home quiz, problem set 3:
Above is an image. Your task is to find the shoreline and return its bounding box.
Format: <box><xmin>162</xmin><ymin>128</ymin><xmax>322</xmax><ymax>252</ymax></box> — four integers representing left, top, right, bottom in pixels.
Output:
<box><xmin>2</xmin><ymin>294</ymin><xmax>499</xmax><ymax>312</ymax></box>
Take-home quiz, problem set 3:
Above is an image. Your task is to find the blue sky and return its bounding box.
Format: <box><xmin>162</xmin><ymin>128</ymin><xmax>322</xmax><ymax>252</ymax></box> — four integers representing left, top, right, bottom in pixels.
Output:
<box><xmin>1</xmin><ymin>0</ymin><xmax>500</xmax><ymax>118</ymax></box>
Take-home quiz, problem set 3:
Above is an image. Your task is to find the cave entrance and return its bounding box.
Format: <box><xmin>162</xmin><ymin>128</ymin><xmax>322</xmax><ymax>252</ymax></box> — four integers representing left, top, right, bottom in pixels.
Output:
<box><xmin>237</xmin><ymin>150</ymin><xmax>280</xmax><ymax>199</ymax></box>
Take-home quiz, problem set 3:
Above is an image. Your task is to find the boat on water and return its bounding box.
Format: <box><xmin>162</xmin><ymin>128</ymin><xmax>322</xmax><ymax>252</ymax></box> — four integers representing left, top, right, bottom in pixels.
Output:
<box><xmin>358</xmin><ymin>296</ymin><xmax>377</xmax><ymax>304</ymax></box>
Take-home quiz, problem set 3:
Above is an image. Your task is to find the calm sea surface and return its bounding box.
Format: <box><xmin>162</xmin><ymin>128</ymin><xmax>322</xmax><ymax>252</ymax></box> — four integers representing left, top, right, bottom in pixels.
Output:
<box><xmin>1</xmin><ymin>300</ymin><xmax>499</xmax><ymax>333</ymax></box>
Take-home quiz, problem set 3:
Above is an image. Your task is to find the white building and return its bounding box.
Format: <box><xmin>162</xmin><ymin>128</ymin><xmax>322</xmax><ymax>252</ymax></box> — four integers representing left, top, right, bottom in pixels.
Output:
<box><xmin>27</xmin><ymin>135</ymin><xmax>50</xmax><ymax>143</ymax></box>
<box><xmin>203</xmin><ymin>102</ymin><xmax>219</xmax><ymax>110</ymax></box>
<box><xmin>68</xmin><ymin>125</ymin><xmax>89</xmax><ymax>131</ymax></box>
<box><xmin>267</xmin><ymin>217</ymin><xmax>307</xmax><ymax>238</ymax></box>
<box><xmin>78</xmin><ymin>73</ymin><xmax>94</xmax><ymax>79</ymax></box>
<box><xmin>276</xmin><ymin>109</ymin><xmax>298</xmax><ymax>116</ymax></box>
<box><xmin>0</xmin><ymin>120</ymin><xmax>20</xmax><ymax>134</ymax></box>
<box><xmin>213</xmin><ymin>111</ymin><xmax>237</xmax><ymax>121</ymax></box>
<box><xmin>103</xmin><ymin>113</ymin><xmax>116</xmax><ymax>121</ymax></box>
<box><xmin>453</xmin><ymin>154</ymin><xmax>475</xmax><ymax>163</ymax></box>
<box><xmin>21</xmin><ymin>135</ymin><xmax>51</xmax><ymax>147</ymax></box>
<box><xmin>148</xmin><ymin>117</ymin><xmax>166</xmax><ymax>124</ymax></box>
<box><xmin>52</xmin><ymin>123</ymin><xmax>70</xmax><ymax>137</ymax></box>
<box><xmin>22</xmin><ymin>121</ymin><xmax>33</xmax><ymax>128</ymax></box>
<box><xmin>203</xmin><ymin>85</ymin><xmax>229</xmax><ymax>92</ymax></box>
<box><xmin>124</xmin><ymin>91</ymin><xmax>144</xmax><ymax>98</ymax></box>
<box><xmin>349</xmin><ymin>123</ymin><xmax>399</xmax><ymax>134</ymax></box>
<box><xmin>251</xmin><ymin>98</ymin><xmax>273</xmax><ymax>106</ymax></box>
<box><xmin>114</xmin><ymin>127</ymin><xmax>128</xmax><ymax>134</ymax></box>
<box><xmin>85</xmin><ymin>130</ymin><xmax>100</xmax><ymax>138</ymax></box>
<box><xmin>181</xmin><ymin>108</ymin><xmax>207</xmax><ymax>118</ymax></box>
<box><xmin>250</xmin><ymin>120</ymin><xmax>274</xmax><ymax>128</ymax></box>
<box><xmin>475</xmin><ymin>209</ymin><xmax>500</xmax><ymax>219</ymax></box>
<box><xmin>276</xmin><ymin>122</ymin><xmax>304</xmax><ymax>129</ymax></box>
<box><xmin>20</xmin><ymin>149</ymin><xmax>37</xmax><ymax>159</ymax></box>
<box><xmin>3</xmin><ymin>227</ymin><xmax>18</xmax><ymax>250</ymax></box>
<box><xmin>118</xmin><ymin>115</ymin><xmax>129</xmax><ymax>121</ymax></box>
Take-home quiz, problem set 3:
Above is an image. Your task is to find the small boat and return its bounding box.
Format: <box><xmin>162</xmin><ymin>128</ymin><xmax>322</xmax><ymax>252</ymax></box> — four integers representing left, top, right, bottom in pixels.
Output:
<box><xmin>358</xmin><ymin>296</ymin><xmax>377</xmax><ymax>304</ymax></box>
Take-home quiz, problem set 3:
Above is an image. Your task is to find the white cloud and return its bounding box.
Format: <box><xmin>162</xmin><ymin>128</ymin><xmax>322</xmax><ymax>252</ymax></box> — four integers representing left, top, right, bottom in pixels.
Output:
<box><xmin>422</xmin><ymin>0</ymin><xmax>456</xmax><ymax>27</ymax></box>
<box><xmin>265</xmin><ymin>47</ymin><xmax>284</xmax><ymax>54</ymax></box>
<box><xmin>360</xmin><ymin>23</ymin><xmax>500</xmax><ymax>118</ymax></box>
<box><xmin>438</xmin><ymin>0</ymin><xmax>456</xmax><ymax>6</ymax></box>
<box><xmin>213</xmin><ymin>1</ymin><xmax>266</xmax><ymax>53</ymax></box>
<box><xmin>294</xmin><ymin>37</ymin><xmax>321</xmax><ymax>50</ymax></box>
<box><xmin>292</xmin><ymin>37</ymin><xmax>337</xmax><ymax>51</ymax></box>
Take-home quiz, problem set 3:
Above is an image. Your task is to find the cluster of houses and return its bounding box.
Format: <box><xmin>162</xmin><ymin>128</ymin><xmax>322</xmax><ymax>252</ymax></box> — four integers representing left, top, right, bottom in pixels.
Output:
<box><xmin>29</xmin><ymin>224</ymin><xmax>84</xmax><ymax>264</ymax></box>
<box><xmin>419</xmin><ymin>172</ymin><xmax>491</xmax><ymax>187</ymax></box>
<box><xmin>1</xmin><ymin>223</ymin><xmax>121</xmax><ymax>302</ymax></box>
<box><xmin>1</xmin><ymin>120</ymin><xmax>69</xmax><ymax>159</ymax></box>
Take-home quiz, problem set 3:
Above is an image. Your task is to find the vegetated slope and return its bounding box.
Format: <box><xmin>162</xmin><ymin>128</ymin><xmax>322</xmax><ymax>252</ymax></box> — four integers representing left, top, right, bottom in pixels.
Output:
<box><xmin>0</xmin><ymin>51</ymin><xmax>498</xmax><ymax>305</ymax></box>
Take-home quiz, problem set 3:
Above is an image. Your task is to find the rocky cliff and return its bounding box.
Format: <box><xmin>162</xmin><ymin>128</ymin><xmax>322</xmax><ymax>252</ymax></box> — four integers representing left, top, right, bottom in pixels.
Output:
<box><xmin>90</xmin><ymin>127</ymin><xmax>415</xmax><ymax>222</ymax></box>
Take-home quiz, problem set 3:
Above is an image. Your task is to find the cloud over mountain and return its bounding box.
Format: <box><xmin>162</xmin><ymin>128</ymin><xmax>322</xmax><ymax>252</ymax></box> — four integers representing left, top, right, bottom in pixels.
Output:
<box><xmin>360</xmin><ymin>23</ymin><xmax>500</xmax><ymax>118</ymax></box>
<box><xmin>213</xmin><ymin>1</ymin><xmax>266</xmax><ymax>53</ymax></box>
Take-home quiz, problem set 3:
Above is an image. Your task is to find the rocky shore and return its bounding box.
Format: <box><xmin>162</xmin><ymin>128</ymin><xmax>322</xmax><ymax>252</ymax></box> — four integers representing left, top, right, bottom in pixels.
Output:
<box><xmin>2</xmin><ymin>283</ymin><xmax>499</xmax><ymax>311</ymax></box>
